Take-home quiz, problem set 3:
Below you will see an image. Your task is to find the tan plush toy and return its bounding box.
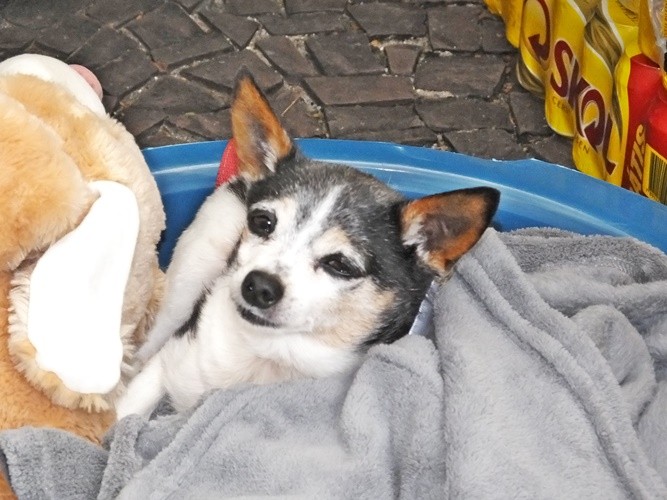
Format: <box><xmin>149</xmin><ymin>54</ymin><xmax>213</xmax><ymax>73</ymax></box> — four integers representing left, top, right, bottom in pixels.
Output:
<box><xmin>0</xmin><ymin>53</ymin><xmax>165</xmax><ymax>496</ymax></box>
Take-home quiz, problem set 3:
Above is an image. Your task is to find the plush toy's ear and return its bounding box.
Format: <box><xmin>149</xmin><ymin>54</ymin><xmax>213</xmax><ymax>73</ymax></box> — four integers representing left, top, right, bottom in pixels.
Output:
<box><xmin>11</xmin><ymin>180</ymin><xmax>140</xmax><ymax>402</ymax></box>
<box><xmin>231</xmin><ymin>71</ymin><xmax>294</xmax><ymax>180</ymax></box>
<box><xmin>400</xmin><ymin>187</ymin><xmax>500</xmax><ymax>275</ymax></box>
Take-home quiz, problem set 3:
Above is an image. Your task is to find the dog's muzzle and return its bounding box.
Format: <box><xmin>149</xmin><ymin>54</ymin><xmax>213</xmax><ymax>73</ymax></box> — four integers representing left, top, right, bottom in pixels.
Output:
<box><xmin>242</xmin><ymin>270</ymin><xmax>284</xmax><ymax>309</ymax></box>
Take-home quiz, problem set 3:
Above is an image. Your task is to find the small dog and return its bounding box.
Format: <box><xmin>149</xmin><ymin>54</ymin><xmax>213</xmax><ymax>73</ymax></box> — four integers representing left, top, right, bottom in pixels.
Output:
<box><xmin>116</xmin><ymin>74</ymin><xmax>499</xmax><ymax>418</ymax></box>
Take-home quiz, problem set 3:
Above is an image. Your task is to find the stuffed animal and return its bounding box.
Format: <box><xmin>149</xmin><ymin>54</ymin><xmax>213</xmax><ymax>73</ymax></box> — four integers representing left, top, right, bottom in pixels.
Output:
<box><xmin>0</xmin><ymin>53</ymin><xmax>165</xmax><ymax>496</ymax></box>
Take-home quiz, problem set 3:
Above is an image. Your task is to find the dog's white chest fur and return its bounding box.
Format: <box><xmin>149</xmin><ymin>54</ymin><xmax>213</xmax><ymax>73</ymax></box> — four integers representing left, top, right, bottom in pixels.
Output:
<box><xmin>118</xmin><ymin>276</ymin><xmax>361</xmax><ymax>417</ymax></box>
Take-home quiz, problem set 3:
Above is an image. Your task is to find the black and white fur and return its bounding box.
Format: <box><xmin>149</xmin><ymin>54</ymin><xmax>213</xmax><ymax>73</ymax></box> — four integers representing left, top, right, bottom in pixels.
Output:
<box><xmin>116</xmin><ymin>75</ymin><xmax>499</xmax><ymax>418</ymax></box>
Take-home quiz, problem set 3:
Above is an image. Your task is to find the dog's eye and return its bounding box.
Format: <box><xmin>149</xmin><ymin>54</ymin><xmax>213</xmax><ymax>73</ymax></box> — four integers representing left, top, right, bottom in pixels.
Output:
<box><xmin>320</xmin><ymin>253</ymin><xmax>361</xmax><ymax>279</ymax></box>
<box><xmin>248</xmin><ymin>209</ymin><xmax>276</xmax><ymax>237</ymax></box>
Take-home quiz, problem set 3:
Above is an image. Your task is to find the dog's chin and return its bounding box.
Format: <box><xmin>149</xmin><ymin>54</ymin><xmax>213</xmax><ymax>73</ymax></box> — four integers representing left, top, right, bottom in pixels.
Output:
<box><xmin>236</xmin><ymin>304</ymin><xmax>280</xmax><ymax>329</ymax></box>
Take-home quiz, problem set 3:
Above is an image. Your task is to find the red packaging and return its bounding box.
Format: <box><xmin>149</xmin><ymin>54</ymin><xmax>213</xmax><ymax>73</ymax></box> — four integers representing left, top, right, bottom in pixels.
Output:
<box><xmin>618</xmin><ymin>53</ymin><xmax>662</xmax><ymax>193</ymax></box>
<box><xmin>643</xmin><ymin>73</ymin><xmax>667</xmax><ymax>203</ymax></box>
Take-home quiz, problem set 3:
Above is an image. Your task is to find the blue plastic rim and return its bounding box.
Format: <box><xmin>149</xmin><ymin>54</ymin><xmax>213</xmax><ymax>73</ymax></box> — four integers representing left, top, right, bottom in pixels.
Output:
<box><xmin>143</xmin><ymin>139</ymin><xmax>667</xmax><ymax>267</ymax></box>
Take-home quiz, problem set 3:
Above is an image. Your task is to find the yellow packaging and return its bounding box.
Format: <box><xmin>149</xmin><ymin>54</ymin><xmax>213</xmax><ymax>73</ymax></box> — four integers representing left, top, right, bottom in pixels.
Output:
<box><xmin>638</xmin><ymin>0</ymin><xmax>664</xmax><ymax>64</ymax></box>
<box><xmin>516</xmin><ymin>0</ymin><xmax>554</xmax><ymax>94</ymax></box>
<box><xmin>487</xmin><ymin>0</ymin><xmax>667</xmax><ymax>203</ymax></box>
<box><xmin>484</xmin><ymin>0</ymin><xmax>523</xmax><ymax>48</ymax></box>
<box><xmin>573</xmin><ymin>0</ymin><xmax>639</xmax><ymax>184</ymax></box>
<box><xmin>544</xmin><ymin>0</ymin><xmax>600</xmax><ymax>136</ymax></box>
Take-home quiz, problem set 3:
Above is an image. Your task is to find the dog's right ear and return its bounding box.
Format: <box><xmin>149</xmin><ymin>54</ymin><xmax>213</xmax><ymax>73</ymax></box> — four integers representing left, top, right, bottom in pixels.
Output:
<box><xmin>231</xmin><ymin>71</ymin><xmax>294</xmax><ymax>181</ymax></box>
<box><xmin>399</xmin><ymin>187</ymin><xmax>500</xmax><ymax>276</ymax></box>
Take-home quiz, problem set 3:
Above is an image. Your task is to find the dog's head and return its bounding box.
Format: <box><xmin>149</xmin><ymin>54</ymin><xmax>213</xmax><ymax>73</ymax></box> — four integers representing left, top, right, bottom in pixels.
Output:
<box><xmin>226</xmin><ymin>74</ymin><xmax>499</xmax><ymax>348</ymax></box>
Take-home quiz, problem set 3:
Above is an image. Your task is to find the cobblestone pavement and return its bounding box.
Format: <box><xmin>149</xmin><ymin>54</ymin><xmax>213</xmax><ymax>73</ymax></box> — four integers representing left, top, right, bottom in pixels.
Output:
<box><xmin>0</xmin><ymin>0</ymin><xmax>574</xmax><ymax>167</ymax></box>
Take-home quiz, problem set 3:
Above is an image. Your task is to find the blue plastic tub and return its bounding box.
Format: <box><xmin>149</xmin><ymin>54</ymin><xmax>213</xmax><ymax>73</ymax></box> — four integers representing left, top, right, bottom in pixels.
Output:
<box><xmin>143</xmin><ymin>139</ymin><xmax>667</xmax><ymax>267</ymax></box>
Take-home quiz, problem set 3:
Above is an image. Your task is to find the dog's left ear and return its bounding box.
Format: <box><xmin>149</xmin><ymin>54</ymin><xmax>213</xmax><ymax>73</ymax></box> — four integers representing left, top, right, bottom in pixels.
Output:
<box><xmin>400</xmin><ymin>187</ymin><xmax>500</xmax><ymax>275</ymax></box>
<box><xmin>231</xmin><ymin>71</ymin><xmax>294</xmax><ymax>181</ymax></box>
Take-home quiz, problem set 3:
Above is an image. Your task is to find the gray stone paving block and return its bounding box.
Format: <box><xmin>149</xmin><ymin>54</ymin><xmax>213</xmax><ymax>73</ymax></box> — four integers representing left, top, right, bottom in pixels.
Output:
<box><xmin>348</xmin><ymin>4</ymin><xmax>426</xmax><ymax>37</ymax></box>
<box><xmin>268</xmin><ymin>85</ymin><xmax>325</xmax><ymax>137</ymax></box>
<box><xmin>261</xmin><ymin>12</ymin><xmax>346</xmax><ymax>35</ymax></box>
<box><xmin>304</xmin><ymin>75</ymin><xmax>413</xmax><ymax>106</ymax></box>
<box><xmin>385</xmin><ymin>44</ymin><xmax>421</xmax><ymax>75</ymax></box>
<box><xmin>68</xmin><ymin>27</ymin><xmax>142</xmax><ymax>70</ymax></box>
<box><xmin>179</xmin><ymin>0</ymin><xmax>202</xmax><ymax>10</ymax></box>
<box><xmin>184</xmin><ymin>50</ymin><xmax>283</xmax><ymax>92</ymax></box>
<box><xmin>152</xmin><ymin>33</ymin><xmax>232</xmax><ymax>69</ymax></box>
<box><xmin>0</xmin><ymin>46</ymin><xmax>29</xmax><ymax>60</ymax></box>
<box><xmin>444</xmin><ymin>129</ymin><xmax>528</xmax><ymax>159</ymax></box>
<box><xmin>96</xmin><ymin>50</ymin><xmax>158</xmax><ymax>97</ymax></box>
<box><xmin>509</xmin><ymin>91</ymin><xmax>550</xmax><ymax>136</ymax></box>
<box><xmin>0</xmin><ymin>20</ymin><xmax>36</xmax><ymax>49</ymax></box>
<box><xmin>104</xmin><ymin>95</ymin><xmax>119</xmax><ymax>113</ymax></box>
<box><xmin>528</xmin><ymin>134</ymin><xmax>575</xmax><ymax>168</ymax></box>
<box><xmin>286</xmin><ymin>0</ymin><xmax>347</xmax><ymax>14</ymax></box>
<box><xmin>86</xmin><ymin>0</ymin><xmax>164</xmax><ymax>25</ymax></box>
<box><xmin>169</xmin><ymin>108</ymin><xmax>232</xmax><ymax>140</ymax></box>
<box><xmin>226</xmin><ymin>0</ymin><xmax>284</xmax><ymax>15</ymax></box>
<box><xmin>118</xmin><ymin>107</ymin><xmax>165</xmax><ymax>138</ymax></box>
<box><xmin>306</xmin><ymin>32</ymin><xmax>383</xmax><ymax>76</ymax></box>
<box><xmin>481</xmin><ymin>16</ymin><xmax>514</xmax><ymax>53</ymax></box>
<box><xmin>3</xmin><ymin>0</ymin><xmax>87</xmax><ymax>29</ymax></box>
<box><xmin>20</xmin><ymin>44</ymin><xmax>61</xmax><ymax>60</ymax></box>
<box><xmin>127</xmin><ymin>2</ymin><xmax>203</xmax><ymax>50</ymax></box>
<box><xmin>37</xmin><ymin>15</ymin><xmax>100</xmax><ymax>56</ymax></box>
<box><xmin>138</xmin><ymin>122</ymin><xmax>207</xmax><ymax>148</ymax></box>
<box><xmin>429</xmin><ymin>5</ymin><xmax>483</xmax><ymax>52</ymax></box>
<box><xmin>199</xmin><ymin>9</ymin><xmax>259</xmax><ymax>48</ymax></box>
<box><xmin>0</xmin><ymin>0</ymin><xmax>572</xmax><ymax>165</ymax></box>
<box><xmin>416</xmin><ymin>98</ymin><xmax>512</xmax><ymax>132</ymax></box>
<box><xmin>415</xmin><ymin>55</ymin><xmax>507</xmax><ymax>98</ymax></box>
<box><xmin>326</xmin><ymin>104</ymin><xmax>423</xmax><ymax>135</ymax></box>
<box><xmin>128</xmin><ymin>75</ymin><xmax>229</xmax><ymax>113</ymax></box>
<box><xmin>339</xmin><ymin>127</ymin><xmax>437</xmax><ymax>146</ymax></box>
<box><xmin>257</xmin><ymin>36</ymin><xmax>319</xmax><ymax>78</ymax></box>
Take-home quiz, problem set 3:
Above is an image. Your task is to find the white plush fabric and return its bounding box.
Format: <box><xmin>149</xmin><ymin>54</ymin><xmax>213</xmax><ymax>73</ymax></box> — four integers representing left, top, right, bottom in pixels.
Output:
<box><xmin>28</xmin><ymin>181</ymin><xmax>139</xmax><ymax>394</ymax></box>
<box><xmin>0</xmin><ymin>54</ymin><xmax>105</xmax><ymax>116</ymax></box>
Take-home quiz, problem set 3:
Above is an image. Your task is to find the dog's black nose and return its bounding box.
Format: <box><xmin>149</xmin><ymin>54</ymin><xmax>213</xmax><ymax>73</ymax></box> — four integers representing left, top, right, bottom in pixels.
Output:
<box><xmin>242</xmin><ymin>270</ymin><xmax>284</xmax><ymax>309</ymax></box>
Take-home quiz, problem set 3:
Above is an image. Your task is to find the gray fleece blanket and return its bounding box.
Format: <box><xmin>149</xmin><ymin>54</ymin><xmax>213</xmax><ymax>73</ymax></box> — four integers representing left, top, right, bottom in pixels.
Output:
<box><xmin>1</xmin><ymin>228</ymin><xmax>666</xmax><ymax>499</ymax></box>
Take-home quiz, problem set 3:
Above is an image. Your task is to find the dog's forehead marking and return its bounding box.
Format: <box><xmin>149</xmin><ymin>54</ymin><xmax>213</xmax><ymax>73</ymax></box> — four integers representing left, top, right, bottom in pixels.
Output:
<box><xmin>250</xmin><ymin>184</ymin><xmax>342</xmax><ymax>232</ymax></box>
<box><xmin>296</xmin><ymin>185</ymin><xmax>341</xmax><ymax>230</ymax></box>
<box><xmin>275</xmin><ymin>186</ymin><xmax>343</xmax><ymax>253</ymax></box>
<box><xmin>244</xmin><ymin>187</ymin><xmax>344</xmax><ymax>269</ymax></box>
<box><xmin>252</xmin><ymin>197</ymin><xmax>297</xmax><ymax>222</ymax></box>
